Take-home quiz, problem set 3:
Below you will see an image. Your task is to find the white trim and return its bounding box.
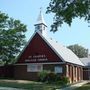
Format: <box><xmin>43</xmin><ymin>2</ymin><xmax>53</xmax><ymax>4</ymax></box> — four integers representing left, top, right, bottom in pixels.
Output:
<box><xmin>40</xmin><ymin>32</ymin><xmax>83</xmax><ymax>66</ymax></box>
<box><xmin>16</xmin><ymin>31</ymin><xmax>83</xmax><ymax>66</ymax></box>
<box><xmin>37</xmin><ymin>32</ymin><xmax>65</xmax><ymax>62</ymax></box>
<box><xmin>17</xmin><ymin>32</ymin><xmax>64</xmax><ymax>63</ymax></box>
<box><xmin>15</xmin><ymin>62</ymin><xmax>65</xmax><ymax>66</ymax></box>
<box><xmin>17</xmin><ymin>32</ymin><xmax>36</xmax><ymax>60</ymax></box>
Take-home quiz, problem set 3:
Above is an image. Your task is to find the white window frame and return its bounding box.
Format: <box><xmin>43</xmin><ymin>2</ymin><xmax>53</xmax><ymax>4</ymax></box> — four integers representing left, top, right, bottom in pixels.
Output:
<box><xmin>27</xmin><ymin>64</ymin><xmax>43</xmax><ymax>72</ymax></box>
<box><xmin>54</xmin><ymin>66</ymin><xmax>63</xmax><ymax>73</ymax></box>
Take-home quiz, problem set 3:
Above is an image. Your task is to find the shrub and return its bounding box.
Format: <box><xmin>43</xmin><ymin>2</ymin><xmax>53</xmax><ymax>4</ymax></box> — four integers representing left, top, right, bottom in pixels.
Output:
<box><xmin>46</xmin><ymin>72</ymin><xmax>56</xmax><ymax>83</ymax></box>
<box><xmin>60</xmin><ymin>76</ymin><xmax>70</xmax><ymax>85</ymax></box>
<box><xmin>38</xmin><ymin>70</ymin><xmax>56</xmax><ymax>83</ymax></box>
<box><xmin>54</xmin><ymin>75</ymin><xmax>69</xmax><ymax>85</ymax></box>
<box><xmin>55</xmin><ymin>74</ymin><xmax>61</xmax><ymax>82</ymax></box>
<box><xmin>38</xmin><ymin>70</ymin><xmax>48</xmax><ymax>82</ymax></box>
<box><xmin>38</xmin><ymin>70</ymin><xmax>69</xmax><ymax>85</ymax></box>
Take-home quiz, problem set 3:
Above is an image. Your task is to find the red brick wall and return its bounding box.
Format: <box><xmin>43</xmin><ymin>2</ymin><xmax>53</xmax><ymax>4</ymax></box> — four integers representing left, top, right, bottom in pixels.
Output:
<box><xmin>65</xmin><ymin>64</ymin><xmax>83</xmax><ymax>83</ymax></box>
<box><xmin>0</xmin><ymin>65</ymin><xmax>14</xmax><ymax>78</ymax></box>
<box><xmin>14</xmin><ymin>65</ymin><xmax>38</xmax><ymax>80</ymax></box>
<box><xmin>14</xmin><ymin>64</ymin><xmax>65</xmax><ymax>80</ymax></box>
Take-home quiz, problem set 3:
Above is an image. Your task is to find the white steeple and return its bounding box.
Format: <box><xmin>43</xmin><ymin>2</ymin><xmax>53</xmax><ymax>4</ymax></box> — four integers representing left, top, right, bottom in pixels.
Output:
<box><xmin>34</xmin><ymin>8</ymin><xmax>47</xmax><ymax>37</ymax></box>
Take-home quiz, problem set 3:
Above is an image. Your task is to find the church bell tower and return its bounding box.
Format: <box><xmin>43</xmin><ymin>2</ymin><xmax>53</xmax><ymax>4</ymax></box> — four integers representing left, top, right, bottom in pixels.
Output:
<box><xmin>34</xmin><ymin>8</ymin><xmax>47</xmax><ymax>37</ymax></box>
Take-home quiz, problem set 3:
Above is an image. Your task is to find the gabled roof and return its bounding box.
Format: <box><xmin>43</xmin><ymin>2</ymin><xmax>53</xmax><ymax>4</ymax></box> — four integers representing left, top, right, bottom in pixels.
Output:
<box><xmin>18</xmin><ymin>31</ymin><xmax>84</xmax><ymax>66</ymax></box>
<box><xmin>80</xmin><ymin>56</ymin><xmax>90</xmax><ymax>66</ymax></box>
<box><xmin>37</xmin><ymin>32</ymin><xmax>84</xmax><ymax>66</ymax></box>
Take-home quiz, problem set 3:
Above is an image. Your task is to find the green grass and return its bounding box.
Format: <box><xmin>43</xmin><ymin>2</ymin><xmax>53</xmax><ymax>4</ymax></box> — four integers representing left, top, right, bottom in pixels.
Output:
<box><xmin>0</xmin><ymin>79</ymin><xmax>61</xmax><ymax>90</ymax></box>
<box><xmin>74</xmin><ymin>83</ymin><xmax>90</xmax><ymax>90</ymax></box>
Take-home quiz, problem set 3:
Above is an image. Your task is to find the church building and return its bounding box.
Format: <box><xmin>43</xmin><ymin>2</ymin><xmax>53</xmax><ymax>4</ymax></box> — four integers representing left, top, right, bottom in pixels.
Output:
<box><xmin>14</xmin><ymin>10</ymin><xmax>84</xmax><ymax>83</ymax></box>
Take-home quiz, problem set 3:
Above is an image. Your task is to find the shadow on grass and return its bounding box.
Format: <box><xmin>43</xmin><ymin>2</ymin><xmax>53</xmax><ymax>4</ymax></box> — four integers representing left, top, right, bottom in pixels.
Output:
<box><xmin>0</xmin><ymin>79</ymin><xmax>62</xmax><ymax>90</ymax></box>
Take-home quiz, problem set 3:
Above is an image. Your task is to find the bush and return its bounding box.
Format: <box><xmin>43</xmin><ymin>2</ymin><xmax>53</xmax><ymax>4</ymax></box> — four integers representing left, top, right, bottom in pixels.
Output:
<box><xmin>59</xmin><ymin>76</ymin><xmax>69</xmax><ymax>85</ymax></box>
<box><xmin>38</xmin><ymin>70</ymin><xmax>69</xmax><ymax>85</ymax></box>
<box><xmin>46</xmin><ymin>72</ymin><xmax>56</xmax><ymax>83</ymax></box>
<box><xmin>38</xmin><ymin>70</ymin><xmax>48</xmax><ymax>82</ymax></box>
<box><xmin>38</xmin><ymin>70</ymin><xmax>56</xmax><ymax>83</ymax></box>
<box><xmin>55</xmin><ymin>74</ymin><xmax>61</xmax><ymax>82</ymax></box>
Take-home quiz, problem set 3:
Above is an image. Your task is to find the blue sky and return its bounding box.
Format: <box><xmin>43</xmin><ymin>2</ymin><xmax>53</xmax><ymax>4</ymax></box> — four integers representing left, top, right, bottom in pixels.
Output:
<box><xmin>0</xmin><ymin>0</ymin><xmax>90</xmax><ymax>52</ymax></box>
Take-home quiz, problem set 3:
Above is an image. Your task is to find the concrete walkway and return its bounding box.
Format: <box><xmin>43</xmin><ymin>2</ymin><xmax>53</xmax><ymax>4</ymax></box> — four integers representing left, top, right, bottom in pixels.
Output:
<box><xmin>56</xmin><ymin>80</ymin><xmax>89</xmax><ymax>90</ymax></box>
<box><xmin>0</xmin><ymin>87</ymin><xmax>25</xmax><ymax>90</ymax></box>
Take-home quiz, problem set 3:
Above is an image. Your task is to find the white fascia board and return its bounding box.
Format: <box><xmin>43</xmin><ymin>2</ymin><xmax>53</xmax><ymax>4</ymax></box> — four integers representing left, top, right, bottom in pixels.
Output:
<box><xmin>37</xmin><ymin>32</ymin><xmax>65</xmax><ymax>62</ymax></box>
<box><xmin>14</xmin><ymin>62</ymin><xmax>66</xmax><ymax>65</ymax></box>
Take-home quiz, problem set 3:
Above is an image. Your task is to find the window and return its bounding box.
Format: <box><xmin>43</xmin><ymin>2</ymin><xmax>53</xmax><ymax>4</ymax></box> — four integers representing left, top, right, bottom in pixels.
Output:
<box><xmin>55</xmin><ymin>66</ymin><xmax>63</xmax><ymax>73</ymax></box>
<box><xmin>35</xmin><ymin>25</ymin><xmax>40</xmax><ymax>30</ymax></box>
<box><xmin>27</xmin><ymin>64</ymin><xmax>43</xmax><ymax>72</ymax></box>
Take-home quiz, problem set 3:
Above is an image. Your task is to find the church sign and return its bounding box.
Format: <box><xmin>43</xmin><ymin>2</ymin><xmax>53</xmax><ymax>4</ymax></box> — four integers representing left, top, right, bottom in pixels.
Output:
<box><xmin>25</xmin><ymin>54</ymin><xmax>48</xmax><ymax>62</ymax></box>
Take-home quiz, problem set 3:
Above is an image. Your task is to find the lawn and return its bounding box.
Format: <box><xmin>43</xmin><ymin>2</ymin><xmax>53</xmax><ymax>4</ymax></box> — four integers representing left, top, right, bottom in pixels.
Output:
<box><xmin>0</xmin><ymin>79</ymin><xmax>61</xmax><ymax>90</ymax></box>
<box><xmin>74</xmin><ymin>83</ymin><xmax>90</xmax><ymax>90</ymax></box>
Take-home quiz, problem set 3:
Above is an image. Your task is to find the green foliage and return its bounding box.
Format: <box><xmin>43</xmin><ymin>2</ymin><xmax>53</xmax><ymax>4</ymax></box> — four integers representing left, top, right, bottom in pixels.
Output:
<box><xmin>38</xmin><ymin>70</ymin><xmax>56</xmax><ymax>83</ymax></box>
<box><xmin>67</xmin><ymin>44</ymin><xmax>88</xmax><ymax>58</ymax></box>
<box><xmin>45</xmin><ymin>72</ymin><xmax>56</xmax><ymax>83</ymax></box>
<box><xmin>60</xmin><ymin>76</ymin><xmax>70</xmax><ymax>85</ymax></box>
<box><xmin>38</xmin><ymin>70</ymin><xmax>69</xmax><ymax>85</ymax></box>
<box><xmin>46</xmin><ymin>0</ymin><xmax>90</xmax><ymax>32</ymax></box>
<box><xmin>0</xmin><ymin>11</ymin><xmax>27</xmax><ymax>65</ymax></box>
<box><xmin>38</xmin><ymin>70</ymin><xmax>49</xmax><ymax>82</ymax></box>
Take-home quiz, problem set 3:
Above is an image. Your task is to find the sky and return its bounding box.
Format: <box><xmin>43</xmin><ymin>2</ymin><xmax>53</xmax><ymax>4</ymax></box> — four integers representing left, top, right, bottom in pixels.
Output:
<box><xmin>0</xmin><ymin>0</ymin><xmax>90</xmax><ymax>52</ymax></box>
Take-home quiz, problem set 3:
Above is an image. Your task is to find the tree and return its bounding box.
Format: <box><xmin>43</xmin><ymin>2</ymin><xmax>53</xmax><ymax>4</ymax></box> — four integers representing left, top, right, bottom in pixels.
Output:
<box><xmin>67</xmin><ymin>44</ymin><xmax>88</xmax><ymax>58</ymax></box>
<box><xmin>46</xmin><ymin>0</ymin><xmax>90</xmax><ymax>32</ymax></box>
<box><xmin>0</xmin><ymin>11</ymin><xmax>27</xmax><ymax>65</ymax></box>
